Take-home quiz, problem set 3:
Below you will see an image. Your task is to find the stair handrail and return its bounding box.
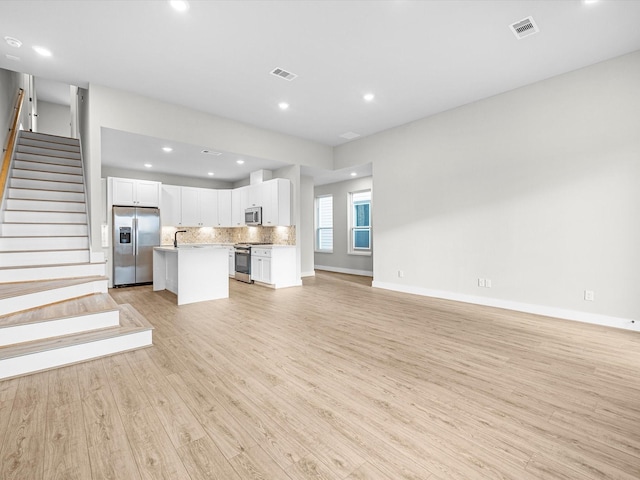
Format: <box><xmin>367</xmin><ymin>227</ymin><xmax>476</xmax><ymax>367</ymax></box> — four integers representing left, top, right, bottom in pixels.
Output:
<box><xmin>1</xmin><ymin>88</ymin><xmax>25</xmax><ymax>204</ymax></box>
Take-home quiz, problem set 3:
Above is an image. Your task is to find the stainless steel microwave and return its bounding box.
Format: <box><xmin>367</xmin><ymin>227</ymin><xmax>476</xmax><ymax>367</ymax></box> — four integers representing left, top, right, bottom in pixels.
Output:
<box><xmin>245</xmin><ymin>206</ymin><xmax>262</xmax><ymax>226</ymax></box>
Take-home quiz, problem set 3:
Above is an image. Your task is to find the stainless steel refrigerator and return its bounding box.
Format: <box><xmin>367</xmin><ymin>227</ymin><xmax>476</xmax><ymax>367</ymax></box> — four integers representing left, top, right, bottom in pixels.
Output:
<box><xmin>112</xmin><ymin>206</ymin><xmax>160</xmax><ymax>286</ymax></box>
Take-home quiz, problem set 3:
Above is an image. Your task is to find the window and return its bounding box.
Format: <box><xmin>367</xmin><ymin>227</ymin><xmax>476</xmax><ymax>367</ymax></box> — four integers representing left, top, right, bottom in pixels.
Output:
<box><xmin>315</xmin><ymin>194</ymin><xmax>333</xmax><ymax>252</ymax></box>
<box><xmin>349</xmin><ymin>190</ymin><xmax>371</xmax><ymax>254</ymax></box>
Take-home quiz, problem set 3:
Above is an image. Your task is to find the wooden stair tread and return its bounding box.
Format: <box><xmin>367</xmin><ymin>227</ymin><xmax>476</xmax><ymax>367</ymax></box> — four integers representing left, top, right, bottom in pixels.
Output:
<box><xmin>0</xmin><ymin>303</ymin><xmax>153</xmax><ymax>361</ymax></box>
<box><xmin>6</xmin><ymin>197</ymin><xmax>85</xmax><ymax>204</ymax></box>
<box><xmin>0</xmin><ymin>248</ymin><xmax>89</xmax><ymax>254</ymax></box>
<box><xmin>0</xmin><ymin>292</ymin><xmax>119</xmax><ymax>328</ymax></box>
<box><xmin>0</xmin><ymin>276</ymin><xmax>106</xmax><ymax>301</ymax></box>
<box><xmin>0</xmin><ymin>261</ymin><xmax>105</xmax><ymax>271</ymax></box>
<box><xmin>7</xmin><ymin>186</ymin><xmax>84</xmax><ymax>194</ymax></box>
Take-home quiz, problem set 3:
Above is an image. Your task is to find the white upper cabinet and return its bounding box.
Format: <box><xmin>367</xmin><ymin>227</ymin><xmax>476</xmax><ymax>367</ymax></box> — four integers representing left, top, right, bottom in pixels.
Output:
<box><xmin>261</xmin><ymin>178</ymin><xmax>291</xmax><ymax>226</ymax></box>
<box><xmin>181</xmin><ymin>186</ymin><xmax>218</xmax><ymax>227</ymax></box>
<box><xmin>109</xmin><ymin>177</ymin><xmax>160</xmax><ymax>207</ymax></box>
<box><xmin>231</xmin><ymin>186</ymin><xmax>248</xmax><ymax>227</ymax></box>
<box><xmin>160</xmin><ymin>184</ymin><xmax>182</xmax><ymax>226</ymax></box>
<box><xmin>217</xmin><ymin>190</ymin><xmax>232</xmax><ymax>227</ymax></box>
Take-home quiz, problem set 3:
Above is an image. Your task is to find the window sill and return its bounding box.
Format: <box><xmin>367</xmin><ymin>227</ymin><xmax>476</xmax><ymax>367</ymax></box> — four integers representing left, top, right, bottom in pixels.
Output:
<box><xmin>348</xmin><ymin>251</ymin><xmax>372</xmax><ymax>256</ymax></box>
<box><xmin>315</xmin><ymin>250</ymin><xmax>333</xmax><ymax>254</ymax></box>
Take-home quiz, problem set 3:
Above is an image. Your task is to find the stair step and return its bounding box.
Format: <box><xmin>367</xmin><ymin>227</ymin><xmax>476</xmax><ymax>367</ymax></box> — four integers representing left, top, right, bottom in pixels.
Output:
<box><xmin>0</xmin><ymin>222</ymin><xmax>88</xmax><ymax>237</ymax></box>
<box><xmin>5</xmin><ymin>198</ymin><xmax>85</xmax><ymax>213</ymax></box>
<box><xmin>20</xmin><ymin>131</ymin><xmax>79</xmax><ymax>147</ymax></box>
<box><xmin>0</xmin><ymin>261</ymin><xmax>105</xmax><ymax>283</ymax></box>
<box><xmin>15</xmin><ymin>152</ymin><xmax>81</xmax><ymax>167</ymax></box>
<box><xmin>0</xmin><ymin>236</ymin><xmax>89</xmax><ymax>251</ymax></box>
<box><xmin>4</xmin><ymin>210</ymin><xmax>87</xmax><ymax>224</ymax></box>
<box><xmin>0</xmin><ymin>303</ymin><xmax>153</xmax><ymax>380</ymax></box>
<box><xmin>10</xmin><ymin>177</ymin><xmax>84</xmax><ymax>192</ymax></box>
<box><xmin>0</xmin><ymin>249</ymin><xmax>90</xmax><ymax>267</ymax></box>
<box><xmin>18</xmin><ymin>137</ymin><xmax>80</xmax><ymax>153</ymax></box>
<box><xmin>12</xmin><ymin>168</ymin><xmax>83</xmax><ymax>184</ymax></box>
<box><xmin>16</xmin><ymin>144</ymin><xmax>81</xmax><ymax>160</ymax></box>
<box><xmin>14</xmin><ymin>159</ymin><xmax>82</xmax><ymax>176</ymax></box>
<box><xmin>0</xmin><ymin>276</ymin><xmax>108</xmax><ymax>316</ymax></box>
<box><xmin>0</xmin><ymin>293</ymin><xmax>120</xmax><ymax>346</ymax></box>
<box><xmin>7</xmin><ymin>187</ymin><xmax>85</xmax><ymax>202</ymax></box>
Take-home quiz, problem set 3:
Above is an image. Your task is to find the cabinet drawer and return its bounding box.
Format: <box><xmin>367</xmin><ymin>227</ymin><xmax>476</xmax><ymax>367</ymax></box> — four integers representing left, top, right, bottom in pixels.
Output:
<box><xmin>252</xmin><ymin>248</ymin><xmax>271</xmax><ymax>257</ymax></box>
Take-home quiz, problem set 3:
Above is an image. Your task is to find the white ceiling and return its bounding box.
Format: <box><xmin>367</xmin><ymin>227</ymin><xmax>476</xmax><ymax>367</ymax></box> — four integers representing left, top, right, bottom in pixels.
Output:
<box><xmin>1</xmin><ymin>0</ymin><xmax>640</xmax><ymax>183</ymax></box>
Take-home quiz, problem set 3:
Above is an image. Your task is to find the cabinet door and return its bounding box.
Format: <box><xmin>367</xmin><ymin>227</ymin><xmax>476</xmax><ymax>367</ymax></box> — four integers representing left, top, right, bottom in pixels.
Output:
<box><xmin>199</xmin><ymin>188</ymin><xmax>218</xmax><ymax>226</ymax></box>
<box><xmin>160</xmin><ymin>185</ymin><xmax>182</xmax><ymax>226</ymax></box>
<box><xmin>261</xmin><ymin>181</ymin><xmax>277</xmax><ymax>226</ymax></box>
<box><xmin>111</xmin><ymin>178</ymin><xmax>136</xmax><ymax>206</ymax></box>
<box><xmin>250</xmin><ymin>255</ymin><xmax>261</xmax><ymax>281</ymax></box>
<box><xmin>232</xmin><ymin>186</ymin><xmax>248</xmax><ymax>227</ymax></box>
<box><xmin>136</xmin><ymin>180</ymin><xmax>160</xmax><ymax>207</ymax></box>
<box><xmin>180</xmin><ymin>187</ymin><xmax>200</xmax><ymax>226</ymax></box>
<box><xmin>217</xmin><ymin>190</ymin><xmax>232</xmax><ymax>227</ymax></box>
<box><xmin>261</xmin><ymin>257</ymin><xmax>272</xmax><ymax>284</ymax></box>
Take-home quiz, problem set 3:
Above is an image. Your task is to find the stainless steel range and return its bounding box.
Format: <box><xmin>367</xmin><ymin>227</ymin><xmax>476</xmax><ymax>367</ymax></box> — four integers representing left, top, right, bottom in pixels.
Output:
<box><xmin>233</xmin><ymin>243</ymin><xmax>271</xmax><ymax>283</ymax></box>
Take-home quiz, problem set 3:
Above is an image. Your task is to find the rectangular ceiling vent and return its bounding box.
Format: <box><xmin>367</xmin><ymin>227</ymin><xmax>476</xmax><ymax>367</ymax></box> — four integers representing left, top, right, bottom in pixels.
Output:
<box><xmin>201</xmin><ymin>149</ymin><xmax>222</xmax><ymax>156</ymax></box>
<box><xmin>510</xmin><ymin>16</ymin><xmax>539</xmax><ymax>40</ymax></box>
<box><xmin>270</xmin><ymin>67</ymin><xmax>298</xmax><ymax>81</ymax></box>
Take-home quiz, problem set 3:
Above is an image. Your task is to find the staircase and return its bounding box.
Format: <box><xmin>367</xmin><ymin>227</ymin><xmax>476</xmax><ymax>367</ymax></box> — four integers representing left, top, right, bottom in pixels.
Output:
<box><xmin>0</xmin><ymin>131</ymin><xmax>153</xmax><ymax>380</ymax></box>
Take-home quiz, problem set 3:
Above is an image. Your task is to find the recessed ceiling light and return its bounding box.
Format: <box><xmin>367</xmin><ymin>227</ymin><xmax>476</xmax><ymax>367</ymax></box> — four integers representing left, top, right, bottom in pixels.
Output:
<box><xmin>33</xmin><ymin>46</ymin><xmax>52</xmax><ymax>57</ymax></box>
<box><xmin>170</xmin><ymin>0</ymin><xmax>189</xmax><ymax>12</ymax></box>
<box><xmin>162</xmin><ymin>146</ymin><xmax>173</xmax><ymax>152</ymax></box>
<box><xmin>350</xmin><ymin>172</ymin><xmax>357</xmax><ymax>177</ymax></box>
<box><xmin>278</xmin><ymin>102</ymin><xmax>289</xmax><ymax>110</ymax></box>
<box><xmin>363</xmin><ymin>93</ymin><xmax>375</xmax><ymax>102</ymax></box>
<box><xmin>236</xmin><ymin>159</ymin><xmax>245</xmax><ymax>165</ymax></box>
<box><xmin>339</xmin><ymin>131</ymin><xmax>361</xmax><ymax>140</ymax></box>
<box><xmin>144</xmin><ymin>163</ymin><xmax>152</xmax><ymax>168</ymax></box>
<box><xmin>207</xmin><ymin>172</ymin><xmax>214</xmax><ymax>176</ymax></box>
<box><xmin>4</xmin><ymin>36</ymin><xmax>22</xmax><ymax>48</ymax></box>
<box><xmin>583</xmin><ymin>0</ymin><xmax>598</xmax><ymax>4</ymax></box>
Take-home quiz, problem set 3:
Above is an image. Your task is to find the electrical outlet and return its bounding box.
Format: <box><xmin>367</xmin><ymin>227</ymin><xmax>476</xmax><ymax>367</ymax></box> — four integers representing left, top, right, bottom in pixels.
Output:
<box><xmin>398</xmin><ymin>270</ymin><xmax>404</xmax><ymax>278</ymax></box>
<box><xmin>478</xmin><ymin>278</ymin><xmax>485</xmax><ymax>287</ymax></box>
<box><xmin>584</xmin><ymin>290</ymin><xmax>594</xmax><ymax>301</ymax></box>
<box><xmin>485</xmin><ymin>279</ymin><xmax>492</xmax><ymax>288</ymax></box>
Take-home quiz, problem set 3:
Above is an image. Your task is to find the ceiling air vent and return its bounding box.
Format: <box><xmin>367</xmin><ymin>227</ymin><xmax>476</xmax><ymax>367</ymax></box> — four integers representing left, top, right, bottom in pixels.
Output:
<box><xmin>510</xmin><ymin>16</ymin><xmax>539</xmax><ymax>40</ymax></box>
<box><xmin>201</xmin><ymin>149</ymin><xmax>222</xmax><ymax>156</ymax></box>
<box><xmin>270</xmin><ymin>67</ymin><xmax>298</xmax><ymax>81</ymax></box>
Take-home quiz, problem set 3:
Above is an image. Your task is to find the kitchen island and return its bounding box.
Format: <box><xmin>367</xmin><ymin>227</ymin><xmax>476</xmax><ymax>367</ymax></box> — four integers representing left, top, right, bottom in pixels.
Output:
<box><xmin>153</xmin><ymin>245</ymin><xmax>228</xmax><ymax>305</ymax></box>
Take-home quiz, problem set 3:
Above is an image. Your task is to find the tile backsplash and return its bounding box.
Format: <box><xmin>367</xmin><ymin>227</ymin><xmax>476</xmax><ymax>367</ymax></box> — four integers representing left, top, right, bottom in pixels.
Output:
<box><xmin>161</xmin><ymin>225</ymin><xmax>296</xmax><ymax>246</ymax></box>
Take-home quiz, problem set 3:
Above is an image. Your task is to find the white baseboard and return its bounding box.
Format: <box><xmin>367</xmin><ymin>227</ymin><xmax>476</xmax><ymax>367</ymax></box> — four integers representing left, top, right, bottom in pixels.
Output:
<box><xmin>315</xmin><ymin>265</ymin><xmax>373</xmax><ymax>277</ymax></box>
<box><xmin>372</xmin><ymin>281</ymin><xmax>639</xmax><ymax>332</ymax></box>
<box><xmin>301</xmin><ymin>271</ymin><xmax>316</xmax><ymax>278</ymax></box>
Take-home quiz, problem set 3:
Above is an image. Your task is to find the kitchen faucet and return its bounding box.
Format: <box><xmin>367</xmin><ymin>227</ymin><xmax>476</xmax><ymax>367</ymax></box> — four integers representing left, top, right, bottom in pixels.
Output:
<box><xmin>174</xmin><ymin>230</ymin><xmax>187</xmax><ymax>247</ymax></box>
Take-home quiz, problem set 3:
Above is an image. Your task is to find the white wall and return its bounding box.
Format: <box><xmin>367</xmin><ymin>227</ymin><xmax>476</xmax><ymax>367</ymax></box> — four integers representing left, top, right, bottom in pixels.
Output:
<box><xmin>334</xmin><ymin>51</ymin><xmax>640</xmax><ymax>328</ymax></box>
<box><xmin>37</xmin><ymin>100</ymin><xmax>70</xmax><ymax>137</ymax></box>
<box><xmin>273</xmin><ymin>164</ymin><xmax>302</xmax><ymax>284</ymax></box>
<box><xmin>314</xmin><ymin>176</ymin><xmax>373</xmax><ymax>276</ymax></box>
<box><xmin>300</xmin><ymin>175</ymin><xmax>315</xmax><ymax>277</ymax></box>
<box><xmin>0</xmin><ymin>69</ymin><xmax>29</xmax><ymax>142</ymax></box>
<box><xmin>101</xmin><ymin>166</ymin><xmax>233</xmax><ymax>189</ymax></box>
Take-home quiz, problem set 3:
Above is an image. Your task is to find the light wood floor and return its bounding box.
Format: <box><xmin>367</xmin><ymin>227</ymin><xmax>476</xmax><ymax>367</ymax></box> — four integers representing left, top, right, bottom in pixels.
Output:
<box><xmin>1</xmin><ymin>271</ymin><xmax>640</xmax><ymax>479</ymax></box>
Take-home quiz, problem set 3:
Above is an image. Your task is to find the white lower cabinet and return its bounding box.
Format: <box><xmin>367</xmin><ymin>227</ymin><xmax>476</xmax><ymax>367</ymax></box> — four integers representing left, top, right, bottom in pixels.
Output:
<box><xmin>251</xmin><ymin>248</ymin><xmax>272</xmax><ymax>284</ymax></box>
<box><xmin>250</xmin><ymin>246</ymin><xmax>299</xmax><ymax>288</ymax></box>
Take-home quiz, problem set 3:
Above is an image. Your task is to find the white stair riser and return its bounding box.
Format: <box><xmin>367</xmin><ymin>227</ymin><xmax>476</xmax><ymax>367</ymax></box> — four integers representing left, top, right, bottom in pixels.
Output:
<box><xmin>16</xmin><ymin>145</ymin><xmax>80</xmax><ymax>159</ymax></box>
<box><xmin>0</xmin><ymin>310</ymin><xmax>120</xmax><ymax>347</ymax></box>
<box><xmin>5</xmin><ymin>198</ymin><xmax>85</xmax><ymax>212</ymax></box>
<box><xmin>19</xmin><ymin>138</ymin><xmax>80</xmax><ymax>153</ymax></box>
<box><xmin>4</xmin><ymin>210</ymin><xmax>87</xmax><ymax>224</ymax></box>
<box><xmin>15</xmin><ymin>152</ymin><xmax>81</xmax><ymax>167</ymax></box>
<box><xmin>12</xmin><ymin>169</ymin><xmax>83</xmax><ymax>184</ymax></box>
<box><xmin>14</xmin><ymin>160</ymin><xmax>82</xmax><ymax>175</ymax></box>
<box><xmin>0</xmin><ymin>279</ymin><xmax>107</xmax><ymax>316</ymax></box>
<box><xmin>0</xmin><ymin>250</ymin><xmax>89</xmax><ymax>267</ymax></box>
<box><xmin>0</xmin><ymin>223</ymin><xmax>88</xmax><ymax>236</ymax></box>
<box><xmin>10</xmin><ymin>177</ymin><xmax>84</xmax><ymax>192</ymax></box>
<box><xmin>0</xmin><ymin>262</ymin><xmax>105</xmax><ymax>283</ymax></box>
<box><xmin>8</xmin><ymin>188</ymin><xmax>84</xmax><ymax>202</ymax></box>
<box><xmin>20</xmin><ymin>131</ymin><xmax>79</xmax><ymax>146</ymax></box>
<box><xmin>0</xmin><ymin>236</ymin><xmax>89</xmax><ymax>251</ymax></box>
<box><xmin>0</xmin><ymin>330</ymin><xmax>152</xmax><ymax>380</ymax></box>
